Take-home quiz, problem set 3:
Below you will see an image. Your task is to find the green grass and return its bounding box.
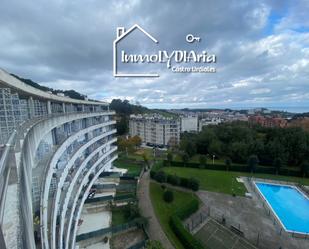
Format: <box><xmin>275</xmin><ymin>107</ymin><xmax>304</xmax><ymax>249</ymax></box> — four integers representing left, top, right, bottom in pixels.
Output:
<box><xmin>113</xmin><ymin>160</ymin><xmax>142</xmax><ymax>176</ymax></box>
<box><xmin>162</xmin><ymin>167</ymin><xmax>309</xmax><ymax>196</ymax></box>
<box><xmin>126</xmin><ymin>148</ymin><xmax>155</xmax><ymax>161</ymax></box>
<box><xmin>149</xmin><ymin>182</ymin><xmax>199</xmax><ymax>249</ymax></box>
<box><xmin>112</xmin><ymin>208</ymin><xmax>130</xmax><ymax>226</ymax></box>
<box><xmin>163</xmin><ymin>167</ymin><xmax>247</xmax><ymax>196</ymax></box>
<box><xmin>174</xmin><ymin>154</ymin><xmax>244</xmax><ymax>166</ymax></box>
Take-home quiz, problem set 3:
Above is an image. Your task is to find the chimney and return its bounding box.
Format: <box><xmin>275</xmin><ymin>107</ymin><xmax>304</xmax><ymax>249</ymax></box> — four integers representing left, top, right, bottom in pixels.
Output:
<box><xmin>117</xmin><ymin>27</ymin><xmax>125</xmax><ymax>38</ymax></box>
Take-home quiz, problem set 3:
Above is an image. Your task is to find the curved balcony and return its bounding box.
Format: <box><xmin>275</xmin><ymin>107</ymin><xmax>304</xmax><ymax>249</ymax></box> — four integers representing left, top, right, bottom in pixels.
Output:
<box><xmin>49</xmin><ymin>132</ymin><xmax>116</xmax><ymax>249</ymax></box>
<box><xmin>41</xmin><ymin>123</ymin><xmax>116</xmax><ymax>249</ymax></box>
<box><xmin>16</xmin><ymin>111</ymin><xmax>114</xmax><ymax>249</ymax></box>
<box><xmin>58</xmin><ymin>138</ymin><xmax>117</xmax><ymax>249</ymax></box>
<box><xmin>65</xmin><ymin>152</ymin><xmax>118</xmax><ymax>249</ymax></box>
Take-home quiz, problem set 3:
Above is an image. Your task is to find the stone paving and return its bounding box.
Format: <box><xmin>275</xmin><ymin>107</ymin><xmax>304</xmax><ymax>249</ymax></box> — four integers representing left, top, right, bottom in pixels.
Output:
<box><xmin>195</xmin><ymin>179</ymin><xmax>309</xmax><ymax>249</ymax></box>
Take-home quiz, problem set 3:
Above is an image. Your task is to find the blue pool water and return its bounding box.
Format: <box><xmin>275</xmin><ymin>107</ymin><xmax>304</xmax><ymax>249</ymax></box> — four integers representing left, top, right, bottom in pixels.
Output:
<box><xmin>255</xmin><ymin>182</ymin><xmax>309</xmax><ymax>234</ymax></box>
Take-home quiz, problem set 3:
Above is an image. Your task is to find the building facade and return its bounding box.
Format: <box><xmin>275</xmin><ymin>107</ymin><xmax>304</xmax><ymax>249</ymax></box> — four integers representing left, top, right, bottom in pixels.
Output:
<box><xmin>0</xmin><ymin>69</ymin><xmax>117</xmax><ymax>249</ymax></box>
<box><xmin>180</xmin><ymin>116</ymin><xmax>198</xmax><ymax>132</ymax></box>
<box><xmin>198</xmin><ymin>117</ymin><xmax>222</xmax><ymax>131</ymax></box>
<box><xmin>129</xmin><ymin>114</ymin><xmax>180</xmax><ymax>147</ymax></box>
<box><xmin>248</xmin><ymin>115</ymin><xmax>287</xmax><ymax>128</ymax></box>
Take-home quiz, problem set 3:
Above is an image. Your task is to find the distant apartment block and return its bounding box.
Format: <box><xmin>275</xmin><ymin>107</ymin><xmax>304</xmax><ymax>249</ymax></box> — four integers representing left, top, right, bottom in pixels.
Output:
<box><xmin>0</xmin><ymin>69</ymin><xmax>117</xmax><ymax>249</ymax></box>
<box><xmin>249</xmin><ymin>115</ymin><xmax>287</xmax><ymax>128</ymax></box>
<box><xmin>199</xmin><ymin>117</ymin><xmax>222</xmax><ymax>131</ymax></box>
<box><xmin>180</xmin><ymin>116</ymin><xmax>198</xmax><ymax>132</ymax></box>
<box><xmin>129</xmin><ymin>114</ymin><xmax>180</xmax><ymax>147</ymax></box>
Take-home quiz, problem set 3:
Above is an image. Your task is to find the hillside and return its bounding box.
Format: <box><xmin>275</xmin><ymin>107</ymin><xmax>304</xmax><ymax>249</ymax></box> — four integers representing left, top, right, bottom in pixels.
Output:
<box><xmin>11</xmin><ymin>73</ymin><xmax>87</xmax><ymax>100</ymax></box>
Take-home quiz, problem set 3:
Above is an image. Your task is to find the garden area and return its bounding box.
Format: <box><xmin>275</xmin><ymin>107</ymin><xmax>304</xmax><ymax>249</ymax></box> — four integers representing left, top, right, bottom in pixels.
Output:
<box><xmin>157</xmin><ymin>166</ymin><xmax>309</xmax><ymax>196</ymax></box>
<box><xmin>149</xmin><ymin>182</ymin><xmax>201</xmax><ymax>249</ymax></box>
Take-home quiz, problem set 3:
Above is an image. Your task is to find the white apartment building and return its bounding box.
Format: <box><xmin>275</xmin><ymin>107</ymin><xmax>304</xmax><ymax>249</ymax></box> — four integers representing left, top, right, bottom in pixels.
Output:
<box><xmin>199</xmin><ymin>117</ymin><xmax>222</xmax><ymax>131</ymax></box>
<box><xmin>0</xmin><ymin>69</ymin><xmax>117</xmax><ymax>249</ymax></box>
<box><xmin>129</xmin><ymin>114</ymin><xmax>180</xmax><ymax>147</ymax></box>
<box><xmin>180</xmin><ymin>116</ymin><xmax>198</xmax><ymax>132</ymax></box>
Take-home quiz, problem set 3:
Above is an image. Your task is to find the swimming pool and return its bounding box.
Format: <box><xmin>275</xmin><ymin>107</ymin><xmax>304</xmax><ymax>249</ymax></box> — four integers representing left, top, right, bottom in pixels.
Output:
<box><xmin>255</xmin><ymin>182</ymin><xmax>309</xmax><ymax>234</ymax></box>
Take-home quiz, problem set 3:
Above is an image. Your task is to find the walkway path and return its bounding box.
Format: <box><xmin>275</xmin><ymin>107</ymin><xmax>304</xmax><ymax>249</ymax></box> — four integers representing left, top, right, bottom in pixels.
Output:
<box><xmin>137</xmin><ymin>169</ymin><xmax>175</xmax><ymax>249</ymax></box>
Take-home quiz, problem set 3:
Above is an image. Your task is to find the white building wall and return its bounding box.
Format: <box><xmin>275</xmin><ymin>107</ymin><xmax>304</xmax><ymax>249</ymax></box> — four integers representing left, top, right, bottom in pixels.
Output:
<box><xmin>181</xmin><ymin>116</ymin><xmax>198</xmax><ymax>132</ymax></box>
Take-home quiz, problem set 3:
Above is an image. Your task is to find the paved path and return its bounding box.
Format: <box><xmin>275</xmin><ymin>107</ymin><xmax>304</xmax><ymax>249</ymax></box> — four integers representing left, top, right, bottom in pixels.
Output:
<box><xmin>137</xmin><ymin>170</ymin><xmax>175</xmax><ymax>249</ymax></box>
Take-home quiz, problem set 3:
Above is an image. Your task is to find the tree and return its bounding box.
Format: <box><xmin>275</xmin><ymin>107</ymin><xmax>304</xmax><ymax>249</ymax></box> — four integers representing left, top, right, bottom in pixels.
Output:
<box><xmin>208</xmin><ymin>140</ymin><xmax>222</xmax><ymax>156</ymax></box>
<box><xmin>199</xmin><ymin>155</ymin><xmax>207</xmax><ymax>168</ymax></box>
<box><xmin>182</xmin><ymin>152</ymin><xmax>189</xmax><ymax>166</ymax></box>
<box><xmin>131</xmin><ymin>135</ymin><xmax>142</xmax><ymax>148</ymax></box>
<box><xmin>301</xmin><ymin>160</ymin><xmax>309</xmax><ymax>177</ymax></box>
<box><xmin>273</xmin><ymin>157</ymin><xmax>282</xmax><ymax>175</ymax></box>
<box><xmin>167</xmin><ymin>152</ymin><xmax>173</xmax><ymax>166</ymax></box>
<box><xmin>163</xmin><ymin>190</ymin><xmax>174</xmax><ymax>203</ymax></box>
<box><xmin>142</xmin><ymin>152</ymin><xmax>150</xmax><ymax>170</ymax></box>
<box><xmin>248</xmin><ymin>155</ymin><xmax>259</xmax><ymax>173</ymax></box>
<box><xmin>180</xmin><ymin>137</ymin><xmax>196</xmax><ymax>157</ymax></box>
<box><xmin>225</xmin><ymin>158</ymin><xmax>232</xmax><ymax>171</ymax></box>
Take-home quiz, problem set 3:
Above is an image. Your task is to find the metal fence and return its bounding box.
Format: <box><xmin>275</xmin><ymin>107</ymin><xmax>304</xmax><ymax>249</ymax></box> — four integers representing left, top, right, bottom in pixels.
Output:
<box><xmin>76</xmin><ymin>218</ymin><xmax>145</xmax><ymax>242</ymax></box>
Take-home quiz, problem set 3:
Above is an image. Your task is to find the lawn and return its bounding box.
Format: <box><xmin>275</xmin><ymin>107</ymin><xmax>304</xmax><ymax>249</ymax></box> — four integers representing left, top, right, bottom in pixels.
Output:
<box><xmin>174</xmin><ymin>154</ymin><xmax>253</xmax><ymax>167</ymax></box>
<box><xmin>113</xmin><ymin>159</ymin><xmax>142</xmax><ymax>176</ymax></box>
<box><xmin>162</xmin><ymin>167</ymin><xmax>309</xmax><ymax>196</ymax></box>
<box><xmin>163</xmin><ymin>167</ymin><xmax>247</xmax><ymax>196</ymax></box>
<box><xmin>149</xmin><ymin>182</ymin><xmax>199</xmax><ymax>249</ymax></box>
<box><xmin>133</xmin><ymin>148</ymin><xmax>154</xmax><ymax>160</ymax></box>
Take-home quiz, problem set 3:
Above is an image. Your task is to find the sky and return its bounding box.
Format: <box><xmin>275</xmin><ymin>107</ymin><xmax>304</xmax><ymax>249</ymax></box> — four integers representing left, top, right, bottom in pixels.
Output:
<box><xmin>0</xmin><ymin>0</ymin><xmax>309</xmax><ymax>111</ymax></box>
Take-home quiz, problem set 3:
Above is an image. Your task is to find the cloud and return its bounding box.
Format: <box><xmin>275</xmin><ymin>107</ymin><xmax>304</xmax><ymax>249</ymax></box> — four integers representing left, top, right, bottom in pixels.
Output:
<box><xmin>0</xmin><ymin>0</ymin><xmax>308</xmax><ymax>111</ymax></box>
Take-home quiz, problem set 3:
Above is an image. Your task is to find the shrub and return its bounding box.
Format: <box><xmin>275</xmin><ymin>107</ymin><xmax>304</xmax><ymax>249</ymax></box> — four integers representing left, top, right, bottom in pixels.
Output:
<box><xmin>169</xmin><ymin>215</ymin><xmax>203</xmax><ymax>249</ymax></box>
<box><xmin>188</xmin><ymin>178</ymin><xmax>200</xmax><ymax>191</ymax></box>
<box><xmin>146</xmin><ymin>240</ymin><xmax>165</xmax><ymax>249</ymax></box>
<box><xmin>155</xmin><ymin>171</ymin><xmax>167</xmax><ymax>183</ymax></box>
<box><xmin>150</xmin><ymin>170</ymin><xmax>156</xmax><ymax>179</ymax></box>
<box><xmin>163</xmin><ymin>190</ymin><xmax>174</xmax><ymax>203</ymax></box>
<box><xmin>175</xmin><ymin>199</ymin><xmax>199</xmax><ymax>220</ymax></box>
<box><xmin>167</xmin><ymin>174</ymin><xmax>180</xmax><ymax>185</ymax></box>
<box><xmin>179</xmin><ymin>177</ymin><xmax>189</xmax><ymax>188</ymax></box>
<box><xmin>124</xmin><ymin>202</ymin><xmax>140</xmax><ymax>220</ymax></box>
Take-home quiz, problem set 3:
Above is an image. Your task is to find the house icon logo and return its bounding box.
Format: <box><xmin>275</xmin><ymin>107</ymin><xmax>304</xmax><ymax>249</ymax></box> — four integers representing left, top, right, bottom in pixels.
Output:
<box><xmin>113</xmin><ymin>24</ymin><xmax>159</xmax><ymax>77</ymax></box>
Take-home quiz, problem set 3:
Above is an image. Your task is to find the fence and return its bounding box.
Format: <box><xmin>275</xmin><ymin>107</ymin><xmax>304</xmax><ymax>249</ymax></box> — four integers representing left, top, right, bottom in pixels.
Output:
<box><xmin>76</xmin><ymin>217</ymin><xmax>145</xmax><ymax>242</ymax></box>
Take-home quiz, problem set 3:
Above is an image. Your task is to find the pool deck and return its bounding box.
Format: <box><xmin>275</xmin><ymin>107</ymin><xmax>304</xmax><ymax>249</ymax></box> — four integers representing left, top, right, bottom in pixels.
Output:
<box><xmin>196</xmin><ymin>178</ymin><xmax>309</xmax><ymax>249</ymax></box>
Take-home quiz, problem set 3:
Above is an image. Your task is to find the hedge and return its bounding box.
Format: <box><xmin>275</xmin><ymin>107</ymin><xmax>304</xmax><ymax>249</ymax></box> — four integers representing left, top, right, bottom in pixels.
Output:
<box><xmin>174</xmin><ymin>198</ymin><xmax>199</xmax><ymax>220</ymax></box>
<box><xmin>169</xmin><ymin>199</ymin><xmax>203</xmax><ymax>249</ymax></box>
<box><xmin>151</xmin><ymin>171</ymin><xmax>200</xmax><ymax>191</ymax></box>
<box><xmin>163</xmin><ymin>160</ymin><xmax>303</xmax><ymax>177</ymax></box>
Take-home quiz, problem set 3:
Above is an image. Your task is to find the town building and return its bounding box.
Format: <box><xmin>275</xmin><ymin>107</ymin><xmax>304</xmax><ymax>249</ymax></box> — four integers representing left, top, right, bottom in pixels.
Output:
<box><xmin>248</xmin><ymin>115</ymin><xmax>287</xmax><ymax>128</ymax></box>
<box><xmin>129</xmin><ymin>114</ymin><xmax>180</xmax><ymax>147</ymax></box>
<box><xmin>0</xmin><ymin>69</ymin><xmax>117</xmax><ymax>249</ymax></box>
<box><xmin>180</xmin><ymin>116</ymin><xmax>198</xmax><ymax>132</ymax></box>
<box><xmin>198</xmin><ymin>117</ymin><xmax>222</xmax><ymax>131</ymax></box>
